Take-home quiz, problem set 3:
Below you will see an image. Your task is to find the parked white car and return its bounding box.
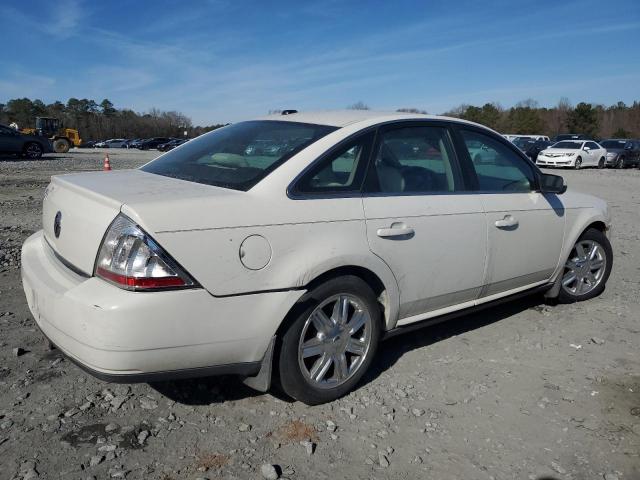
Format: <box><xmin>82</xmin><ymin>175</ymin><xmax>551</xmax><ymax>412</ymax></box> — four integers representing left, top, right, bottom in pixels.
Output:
<box><xmin>21</xmin><ymin>111</ymin><xmax>613</xmax><ymax>404</ymax></box>
<box><xmin>537</xmin><ymin>140</ymin><xmax>607</xmax><ymax>169</ymax></box>
<box><xmin>95</xmin><ymin>138</ymin><xmax>128</xmax><ymax>148</ymax></box>
<box><xmin>509</xmin><ymin>135</ymin><xmax>550</xmax><ymax>142</ymax></box>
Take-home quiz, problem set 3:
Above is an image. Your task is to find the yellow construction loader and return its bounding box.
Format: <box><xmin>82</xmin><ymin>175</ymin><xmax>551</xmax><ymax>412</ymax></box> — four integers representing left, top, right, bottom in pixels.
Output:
<box><xmin>21</xmin><ymin>117</ymin><xmax>81</xmax><ymax>153</ymax></box>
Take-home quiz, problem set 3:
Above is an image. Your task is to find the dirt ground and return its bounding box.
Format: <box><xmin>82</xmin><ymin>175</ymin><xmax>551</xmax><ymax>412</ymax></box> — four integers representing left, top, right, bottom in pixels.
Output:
<box><xmin>1</xmin><ymin>149</ymin><xmax>639</xmax><ymax>480</ymax></box>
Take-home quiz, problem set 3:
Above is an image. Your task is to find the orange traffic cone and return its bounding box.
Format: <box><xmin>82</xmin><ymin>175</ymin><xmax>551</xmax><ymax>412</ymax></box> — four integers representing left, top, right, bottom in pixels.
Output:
<box><xmin>103</xmin><ymin>153</ymin><xmax>112</xmax><ymax>171</ymax></box>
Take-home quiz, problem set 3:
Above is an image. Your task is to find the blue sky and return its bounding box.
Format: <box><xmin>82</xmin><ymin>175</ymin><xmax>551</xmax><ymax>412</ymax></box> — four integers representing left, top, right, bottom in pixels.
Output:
<box><xmin>2</xmin><ymin>0</ymin><xmax>639</xmax><ymax>125</ymax></box>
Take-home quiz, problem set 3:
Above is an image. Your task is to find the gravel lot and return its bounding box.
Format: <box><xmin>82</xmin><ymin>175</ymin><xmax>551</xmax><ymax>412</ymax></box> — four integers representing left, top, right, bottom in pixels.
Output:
<box><xmin>1</xmin><ymin>149</ymin><xmax>639</xmax><ymax>480</ymax></box>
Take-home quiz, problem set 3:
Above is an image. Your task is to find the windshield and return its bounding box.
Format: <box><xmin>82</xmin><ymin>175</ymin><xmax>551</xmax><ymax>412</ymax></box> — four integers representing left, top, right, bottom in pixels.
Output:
<box><xmin>601</xmin><ymin>140</ymin><xmax>627</xmax><ymax>149</ymax></box>
<box><xmin>141</xmin><ymin>121</ymin><xmax>337</xmax><ymax>190</ymax></box>
<box><xmin>552</xmin><ymin>141</ymin><xmax>581</xmax><ymax>149</ymax></box>
<box><xmin>513</xmin><ymin>138</ymin><xmax>534</xmax><ymax>148</ymax></box>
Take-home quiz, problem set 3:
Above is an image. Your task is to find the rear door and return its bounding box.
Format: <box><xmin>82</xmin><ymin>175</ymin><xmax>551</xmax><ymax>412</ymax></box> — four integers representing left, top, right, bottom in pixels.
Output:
<box><xmin>454</xmin><ymin>126</ymin><xmax>565</xmax><ymax>297</ymax></box>
<box><xmin>362</xmin><ymin>122</ymin><xmax>487</xmax><ymax>323</ymax></box>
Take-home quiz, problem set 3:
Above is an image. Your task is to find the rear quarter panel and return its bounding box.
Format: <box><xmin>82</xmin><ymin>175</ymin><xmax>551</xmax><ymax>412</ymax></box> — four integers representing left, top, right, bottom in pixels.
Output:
<box><xmin>152</xmin><ymin>196</ymin><xmax>401</xmax><ymax>328</ymax></box>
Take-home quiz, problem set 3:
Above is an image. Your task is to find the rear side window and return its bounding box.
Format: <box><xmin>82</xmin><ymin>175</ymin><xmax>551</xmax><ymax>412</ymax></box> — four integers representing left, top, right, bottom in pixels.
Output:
<box><xmin>365</xmin><ymin>126</ymin><xmax>460</xmax><ymax>194</ymax></box>
<box><xmin>460</xmin><ymin>129</ymin><xmax>535</xmax><ymax>193</ymax></box>
<box><xmin>294</xmin><ymin>132</ymin><xmax>373</xmax><ymax>195</ymax></box>
<box><xmin>142</xmin><ymin>121</ymin><xmax>336</xmax><ymax>191</ymax></box>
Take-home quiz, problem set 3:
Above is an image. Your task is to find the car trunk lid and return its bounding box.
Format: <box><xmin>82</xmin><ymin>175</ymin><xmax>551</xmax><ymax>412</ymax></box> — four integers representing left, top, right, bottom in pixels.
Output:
<box><xmin>42</xmin><ymin>169</ymin><xmax>242</xmax><ymax>275</ymax></box>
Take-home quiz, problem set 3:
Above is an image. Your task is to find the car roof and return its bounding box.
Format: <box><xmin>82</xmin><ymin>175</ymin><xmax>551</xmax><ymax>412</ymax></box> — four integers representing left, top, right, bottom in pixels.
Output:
<box><xmin>253</xmin><ymin>110</ymin><xmax>488</xmax><ymax>130</ymax></box>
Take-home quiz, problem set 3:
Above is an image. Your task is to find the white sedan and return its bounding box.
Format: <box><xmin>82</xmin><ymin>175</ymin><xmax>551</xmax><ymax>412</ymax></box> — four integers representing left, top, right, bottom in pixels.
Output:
<box><xmin>537</xmin><ymin>140</ymin><xmax>607</xmax><ymax>169</ymax></box>
<box><xmin>21</xmin><ymin>111</ymin><xmax>613</xmax><ymax>404</ymax></box>
<box><xmin>95</xmin><ymin>138</ymin><xmax>128</xmax><ymax>148</ymax></box>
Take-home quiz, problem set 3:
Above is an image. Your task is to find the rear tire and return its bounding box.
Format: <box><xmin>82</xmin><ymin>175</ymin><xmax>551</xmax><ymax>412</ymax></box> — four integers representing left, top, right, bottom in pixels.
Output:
<box><xmin>557</xmin><ymin>228</ymin><xmax>612</xmax><ymax>303</ymax></box>
<box><xmin>22</xmin><ymin>142</ymin><xmax>43</xmax><ymax>159</ymax></box>
<box><xmin>276</xmin><ymin>276</ymin><xmax>381</xmax><ymax>405</ymax></box>
<box><xmin>598</xmin><ymin>157</ymin><xmax>605</xmax><ymax>169</ymax></box>
<box><xmin>574</xmin><ymin>157</ymin><xmax>582</xmax><ymax>169</ymax></box>
<box><xmin>53</xmin><ymin>138</ymin><xmax>70</xmax><ymax>153</ymax></box>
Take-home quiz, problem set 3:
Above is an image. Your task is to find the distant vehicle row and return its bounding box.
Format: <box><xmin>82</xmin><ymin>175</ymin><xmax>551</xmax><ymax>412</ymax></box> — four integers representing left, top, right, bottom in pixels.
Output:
<box><xmin>86</xmin><ymin>137</ymin><xmax>189</xmax><ymax>151</ymax></box>
<box><xmin>511</xmin><ymin>137</ymin><xmax>640</xmax><ymax>169</ymax></box>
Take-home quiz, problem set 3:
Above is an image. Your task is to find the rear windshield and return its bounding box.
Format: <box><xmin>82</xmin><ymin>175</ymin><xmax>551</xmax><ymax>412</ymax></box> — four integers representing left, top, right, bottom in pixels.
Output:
<box><xmin>141</xmin><ymin>121</ymin><xmax>337</xmax><ymax>190</ymax></box>
<box><xmin>552</xmin><ymin>141</ymin><xmax>581</xmax><ymax>149</ymax></box>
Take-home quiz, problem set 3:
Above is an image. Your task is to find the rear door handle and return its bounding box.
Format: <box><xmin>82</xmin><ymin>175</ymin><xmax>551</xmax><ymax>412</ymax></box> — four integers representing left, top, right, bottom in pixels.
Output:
<box><xmin>377</xmin><ymin>223</ymin><xmax>415</xmax><ymax>238</ymax></box>
<box><xmin>494</xmin><ymin>215</ymin><xmax>519</xmax><ymax>229</ymax></box>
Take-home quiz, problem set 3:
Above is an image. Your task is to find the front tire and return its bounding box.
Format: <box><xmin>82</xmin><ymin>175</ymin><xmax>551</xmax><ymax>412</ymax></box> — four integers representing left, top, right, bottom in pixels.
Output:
<box><xmin>558</xmin><ymin>228</ymin><xmax>612</xmax><ymax>303</ymax></box>
<box><xmin>52</xmin><ymin>138</ymin><xmax>70</xmax><ymax>153</ymax></box>
<box><xmin>574</xmin><ymin>157</ymin><xmax>582</xmax><ymax>169</ymax></box>
<box><xmin>276</xmin><ymin>276</ymin><xmax>381</xmax><ymax>405</ymax></box>
<box><xmin>616</xmin><ymin>157</ymin><xmax>625</xmax><ymax>169</ymax></box>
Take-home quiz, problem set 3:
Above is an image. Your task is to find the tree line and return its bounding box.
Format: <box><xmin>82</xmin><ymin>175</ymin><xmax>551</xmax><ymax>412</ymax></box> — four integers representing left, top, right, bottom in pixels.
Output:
<box><xmin>350</xmin><ymin>99</ymin><xmax>640</xmax><ymax>138</ymax></box>
<box><xmin>0</xmin><ymin>97</ymin><xmax>225</xmax><ymax>141</ymax></box>
<box><xmin>444</xmin><ymin>98</ymin><xmax>640</xmax><ymax>139</ymax></box>
<box><xmin>3</xmin><ymin>96</ymin><xmax>639</xmax><ymax>142</ymax></box>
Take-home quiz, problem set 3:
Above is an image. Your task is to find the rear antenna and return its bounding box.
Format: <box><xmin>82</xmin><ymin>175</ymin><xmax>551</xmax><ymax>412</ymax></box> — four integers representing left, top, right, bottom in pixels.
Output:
<box><xmin>281</xmin><ymin>109</ymin><xmax>298</xmax><ymax>115</ymax></box>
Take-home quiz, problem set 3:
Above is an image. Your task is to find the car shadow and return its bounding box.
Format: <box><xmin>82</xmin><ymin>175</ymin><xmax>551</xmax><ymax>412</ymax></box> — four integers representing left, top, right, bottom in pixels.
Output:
<box><xmin>0</xmin><ymin>154</ymin><xmax>69</xmax><ymax>162</ymax></box>
<box><xmin>150</xmin><ymin>293</ymin><xmax>549</xmax><ymax>406</ymax></box>
<box><xmin>360</xmin><ymin>293</ymin><xmax>547</xmax><ymax>389</ymax></box>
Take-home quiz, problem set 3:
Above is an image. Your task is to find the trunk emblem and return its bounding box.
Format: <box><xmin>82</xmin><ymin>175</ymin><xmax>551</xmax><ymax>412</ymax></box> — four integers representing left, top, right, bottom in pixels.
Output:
<box><xmin>54</xmin><ymin>211</ymin><xmax>62</xmax><ymax>238</ymax></box>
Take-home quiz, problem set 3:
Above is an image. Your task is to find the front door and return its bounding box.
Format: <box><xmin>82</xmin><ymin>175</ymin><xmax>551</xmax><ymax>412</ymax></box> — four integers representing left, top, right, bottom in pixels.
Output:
<box><xmin>0</xmin><ymin>125</ymin><xmax>23</xmax><ymax>153</ymax></box>
<box><xmin>362</xmin><ymin>123</ymin><xmax>488</xmax><ymax>323</ymax></box>
<box><xmin>456</xmin><ymin>128</ymin><xmax>565</xmax><ymax>297</ymax></box>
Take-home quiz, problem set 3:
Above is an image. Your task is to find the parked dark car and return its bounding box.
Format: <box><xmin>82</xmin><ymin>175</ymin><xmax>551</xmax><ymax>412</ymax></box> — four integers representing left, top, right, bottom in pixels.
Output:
<box><xmin>524</xmin><ymin>140</ymin><xmax>554</xmax><ymax>162</ymax></box>
<box><xmin>552</xmin><ymin>133</ymin><xmax>589</xmax><ymax>142</ymax></box>
<box><xmin>157</xmin><ymin>138</ymin><xmax>187</xmax><ymax>152</ymax></box>
<box><xmin>138</xmin><ymin>137</ymin><xmax>171</xmax><ymax>150</ymax></box>
<box><xmin>512</xmin><ymin>137</ymin><xmax>537</xmax><ymax>153</ymax></box>
<box><xmin>600</xmin><ymin>139</ymin><xmax>640</xmax><ymax>168</ymax></box>
<box><xmin>78</xmin><ymin>140</ymin><xmax>96</xmax><ymax>148</ymax></box>
<box><xmin>0</xmin><ymin>124</ymin><xmax>53</xmax><ymax>159</ymax></box>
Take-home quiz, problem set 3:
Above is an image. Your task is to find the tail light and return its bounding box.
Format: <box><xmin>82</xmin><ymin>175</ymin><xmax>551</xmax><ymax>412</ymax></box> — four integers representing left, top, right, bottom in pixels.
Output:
<box><xmin>94</xmin><ymin>214</ymin><xmax>197</xmax><ymax>291</ymax></box>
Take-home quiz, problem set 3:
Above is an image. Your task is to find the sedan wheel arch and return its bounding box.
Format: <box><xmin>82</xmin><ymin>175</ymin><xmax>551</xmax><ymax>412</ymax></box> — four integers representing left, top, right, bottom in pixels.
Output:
<box><xmin>545</xmin><ymin>220</ymin><xmax>609</xmax><ymax>299</ymax></box>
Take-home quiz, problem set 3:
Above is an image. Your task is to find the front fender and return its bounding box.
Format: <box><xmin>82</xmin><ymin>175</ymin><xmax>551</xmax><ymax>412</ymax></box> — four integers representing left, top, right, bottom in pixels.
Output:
<box><xmin>545</xmin><ymin>206</ymin><xmax>610</xmax><ymax>298</ymax></box>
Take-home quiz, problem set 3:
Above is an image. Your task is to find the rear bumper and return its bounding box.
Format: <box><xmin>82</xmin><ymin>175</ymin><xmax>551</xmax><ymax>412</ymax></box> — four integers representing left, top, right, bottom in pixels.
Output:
<box><xmin>21</xmin><ymin>231</ymin><xmax>304</xmax><ymax>381</ymax></box>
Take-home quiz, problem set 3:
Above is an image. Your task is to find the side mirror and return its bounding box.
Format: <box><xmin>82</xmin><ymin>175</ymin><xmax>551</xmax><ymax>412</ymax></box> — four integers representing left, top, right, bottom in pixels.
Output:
<box><xmin>540</xmin><ymin>173</ymin><xmax>566</xmax><ymax>194</ymax></box>
<box><xmin>583</xmin><ymin>146</ymin><xmax>590</xmax><ymax>151</ymax></box>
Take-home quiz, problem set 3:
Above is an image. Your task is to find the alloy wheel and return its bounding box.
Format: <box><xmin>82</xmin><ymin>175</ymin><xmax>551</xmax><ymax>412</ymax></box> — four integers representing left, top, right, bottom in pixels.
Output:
<box><xmin>561</xmin><ymin>239</ymin><xmax>607</xmax><ymax>296</ymax></box>
<box><xmin>25</xmin><ymin>143</ymin><xmax>42</xmax><ymax>159</ymax></box>
<box><xmin>297</xmin><ymin>294</ymin><xmax>372</xmax><ymax>389</ymax></box>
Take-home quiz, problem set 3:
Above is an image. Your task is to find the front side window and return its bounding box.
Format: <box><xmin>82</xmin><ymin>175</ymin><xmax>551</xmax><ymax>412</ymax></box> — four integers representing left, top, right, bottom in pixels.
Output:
<box><xmin>586</xmin><ymin>142</ymin><xmax>599</xmax><ymax>150</ymax></box>
<box><xmin>294</xmin><ymin>133</ymin><xmax>373</xmax><ymax>194</ymax></box>
<box><xmin>142</xmin><ymin>121</ymin><xmax>337</xmax><ymax>191</ymax></box>
<box><xmin>366</xmin><ymin>126</ymin><xmax>460</xmax><ymax>194</ymax></box>
<box><xmin>460</xmin><ymin>129</ymin><xmax>535</xmax><ymax>193</ymax></box>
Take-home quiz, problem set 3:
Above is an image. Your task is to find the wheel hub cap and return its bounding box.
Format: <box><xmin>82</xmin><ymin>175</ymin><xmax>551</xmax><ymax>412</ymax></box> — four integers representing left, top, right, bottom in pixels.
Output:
<box><xmin>298</xmin><ymin>294</ymin><xmax>372</xmax><ymax>389</ymax></box>
<box><xmin>561</xmin><ymin>239</ymin><xmax>606</xmax><ymax>296</ymax></box>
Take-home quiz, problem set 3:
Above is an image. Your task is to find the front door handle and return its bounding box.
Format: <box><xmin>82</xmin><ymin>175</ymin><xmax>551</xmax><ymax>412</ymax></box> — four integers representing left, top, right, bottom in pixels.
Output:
<box><xmin>495</xmin><ymin>215</ymin><xmax>519</xmax><ymax>229</ymax></box>
<box><xmin>377</xmin><ymin>223</ymin><xmax>415</xmax><ymax>238</ymax></box>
